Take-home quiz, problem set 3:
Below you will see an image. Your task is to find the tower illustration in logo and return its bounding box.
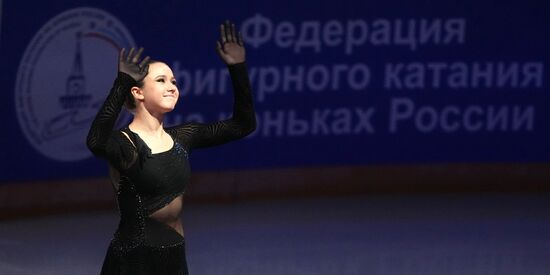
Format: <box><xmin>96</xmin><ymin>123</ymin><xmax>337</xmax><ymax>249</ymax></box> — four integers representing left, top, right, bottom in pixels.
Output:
<box><xmin>15</xmin><ymin>7</ymin><xmax>136</xmax><ymax>161</ymax></box>
<box><xmin>62</xmin><ymin>33</ymin><xmax>90</xmax><ymax>110</ymax></box>
<box><xmin>42</xmin><ymin>33</ymin><xmax>95</xmax><ymax>140</ymax></box>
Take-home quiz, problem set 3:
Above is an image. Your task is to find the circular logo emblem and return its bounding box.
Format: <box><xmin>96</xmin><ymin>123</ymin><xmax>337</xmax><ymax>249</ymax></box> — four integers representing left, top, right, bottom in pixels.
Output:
<box><xmin>15</xmin><ymin>7</ymin><xmax>135</xmax><ymax>161</ymax></box>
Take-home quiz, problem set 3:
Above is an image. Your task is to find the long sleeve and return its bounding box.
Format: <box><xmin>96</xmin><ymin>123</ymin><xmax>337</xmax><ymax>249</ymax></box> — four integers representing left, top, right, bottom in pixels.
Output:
<box><xmin>87</xmin><ymin>72</ymin><xmax>136</xmax><ymax>161</ymax></box>
<box><xmin>167</xmin><ymin>62</ymin><xmax>257</xmax><ymax>151</ymax></box>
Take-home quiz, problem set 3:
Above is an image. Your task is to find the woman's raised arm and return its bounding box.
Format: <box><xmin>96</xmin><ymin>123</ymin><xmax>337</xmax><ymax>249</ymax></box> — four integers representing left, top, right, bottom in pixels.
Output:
<box><xmin>86</xmin><ymin>48</ymin><xmax>149</xmax><ymax>158</ymax></box>
<box><xmin>167</xmin><ymin>21</ymin><xmax>256</xmax><ymax>150</ymax></box>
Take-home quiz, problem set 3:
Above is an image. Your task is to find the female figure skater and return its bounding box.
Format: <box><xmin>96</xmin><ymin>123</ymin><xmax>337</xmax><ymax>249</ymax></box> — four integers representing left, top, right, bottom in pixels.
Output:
<box><xmin>86</xmin><ymin>21</ymin><xmax>256</xmax><ymax>274</ymax></box>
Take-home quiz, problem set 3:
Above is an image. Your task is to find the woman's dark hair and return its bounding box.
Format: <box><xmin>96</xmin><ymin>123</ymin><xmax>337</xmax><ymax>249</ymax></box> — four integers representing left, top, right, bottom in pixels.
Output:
<box><xmin>124</xmin><ymin>59</ymin><xmax>161</xmax><ymax>110</ymax></box>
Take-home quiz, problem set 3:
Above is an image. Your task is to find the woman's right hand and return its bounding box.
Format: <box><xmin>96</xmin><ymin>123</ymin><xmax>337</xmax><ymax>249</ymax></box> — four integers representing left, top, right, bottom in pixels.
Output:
<box><xmin>118</xmin><ymin>47</ymin><xmax>150</xmax><ymax>82</ymax></box>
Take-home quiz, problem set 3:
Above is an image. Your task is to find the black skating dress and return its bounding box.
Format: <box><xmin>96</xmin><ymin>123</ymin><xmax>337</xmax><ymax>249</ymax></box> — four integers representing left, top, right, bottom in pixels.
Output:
<box><xmin>86</xmin><ymin>62</ymin><xmax>256</xmax><ymax>274</ymax></box>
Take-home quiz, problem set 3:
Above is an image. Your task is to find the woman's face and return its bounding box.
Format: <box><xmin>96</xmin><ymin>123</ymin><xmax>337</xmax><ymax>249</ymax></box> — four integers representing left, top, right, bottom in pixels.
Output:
<box><xmin>140</xmin><ymin>62</ymin><xmax>179</xmax><ymax>113</ymax></box>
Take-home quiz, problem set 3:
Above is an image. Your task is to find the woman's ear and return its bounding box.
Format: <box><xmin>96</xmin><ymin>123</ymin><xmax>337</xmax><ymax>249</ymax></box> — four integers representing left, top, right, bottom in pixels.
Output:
<box><xmin>131</xmin><ymin>86</ymin><xmax>145</xmax><ymax>101</ymax></box>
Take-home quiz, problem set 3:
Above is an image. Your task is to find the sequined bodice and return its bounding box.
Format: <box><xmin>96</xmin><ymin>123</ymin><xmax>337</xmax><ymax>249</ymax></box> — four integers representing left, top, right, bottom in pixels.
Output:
<box><xmin>122</xmin><ymin>129</ymin><xmax>191</xmax><ymax>217</ymax></box>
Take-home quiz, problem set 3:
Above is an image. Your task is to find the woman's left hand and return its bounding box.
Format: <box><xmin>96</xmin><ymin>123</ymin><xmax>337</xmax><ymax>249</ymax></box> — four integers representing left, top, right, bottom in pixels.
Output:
<box><xmin>216</xmin><ymin>20</ymin><xmax>246</xmax><ymax>65</ymax></box>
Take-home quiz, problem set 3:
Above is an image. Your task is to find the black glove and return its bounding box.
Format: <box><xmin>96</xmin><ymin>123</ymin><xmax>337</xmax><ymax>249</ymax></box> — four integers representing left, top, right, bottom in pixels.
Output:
<box><xmin>216</xmin><ymin>20</ymin><xmax>246</xmax><ymax>65</ymax></box>
<box><xmin>119</xmin><ymin>47</ymin><xmax>150</xmax><ymax>82</ymax></box>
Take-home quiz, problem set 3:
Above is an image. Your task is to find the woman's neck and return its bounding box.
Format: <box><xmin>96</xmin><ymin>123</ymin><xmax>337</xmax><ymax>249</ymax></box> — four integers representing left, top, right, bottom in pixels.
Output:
<box><xmin>129</xmin><ymin>108</ymin><xmax>165</xmax><ymax>137</ymax></box>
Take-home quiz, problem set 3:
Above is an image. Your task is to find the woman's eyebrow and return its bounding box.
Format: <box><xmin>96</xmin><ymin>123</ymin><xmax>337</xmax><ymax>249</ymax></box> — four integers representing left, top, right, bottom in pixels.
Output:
<box><xmin>155</xmin><ymin>75</ymin><xmax>176</xmax><ymax>79</ymax></box>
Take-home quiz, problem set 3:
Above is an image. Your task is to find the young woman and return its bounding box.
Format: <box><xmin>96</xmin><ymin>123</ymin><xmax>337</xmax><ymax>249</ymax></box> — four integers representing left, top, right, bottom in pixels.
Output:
<box><xmin>86</xmin><ymin>21</ymin><xmax>256</xmax><ymax>274</ymax></box>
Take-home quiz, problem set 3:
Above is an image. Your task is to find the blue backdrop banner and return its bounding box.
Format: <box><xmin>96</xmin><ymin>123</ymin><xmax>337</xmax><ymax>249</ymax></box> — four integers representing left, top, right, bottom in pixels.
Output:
<box><xmin>0</xmin><ymin>0</ymin><xmax>548</xmax><ymax>182</ymax></box>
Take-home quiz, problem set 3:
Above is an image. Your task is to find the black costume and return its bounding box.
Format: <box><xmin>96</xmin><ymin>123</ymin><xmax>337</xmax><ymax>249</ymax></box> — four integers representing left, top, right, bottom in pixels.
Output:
<box><xmin>86</xmin><ymin>62</ymin><xmax>255</xmax><ymax>274</ymax></box>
